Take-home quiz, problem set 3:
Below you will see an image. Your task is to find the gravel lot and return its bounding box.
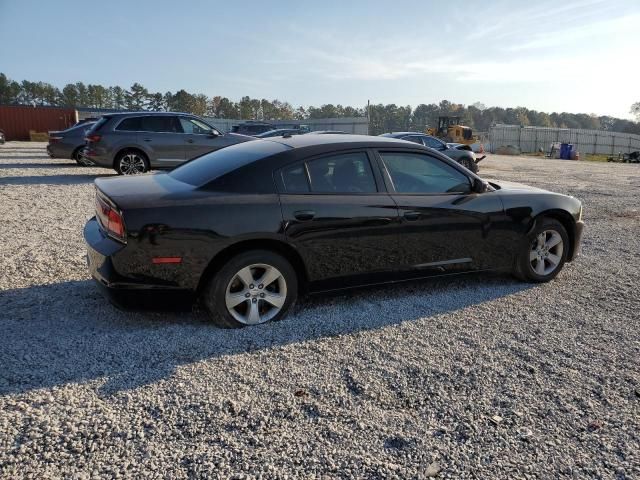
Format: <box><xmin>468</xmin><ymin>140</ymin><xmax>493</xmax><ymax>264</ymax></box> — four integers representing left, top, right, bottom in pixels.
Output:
<box><xmin>1</xmin><ymin>142</ymin><xmax>639</xmax><ymax>479</ymax></box>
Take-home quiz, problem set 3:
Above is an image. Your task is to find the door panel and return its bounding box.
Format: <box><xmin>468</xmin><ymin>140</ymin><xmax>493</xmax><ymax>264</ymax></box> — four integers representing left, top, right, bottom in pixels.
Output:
<box><xmin>280</xmin><ymin>194</ymin><xmax>400</xmax><ymax>287</ymax></box>
<box><xmin>278</xmin><ymin>150</ymin><xmax>400</xmax><ymax>289</ymax></box>
<box><xmin>139</xmin><ymin>116</ymin><xmax>185</xmax><ymax>168</ymax></box>
<box><xmin>183</xmin><ymin>134</ymin><xmax>237</xmax><ymax>159</ymax></box>
<box><xmin>391</xmin><ymin>193</ymin><xmax>505</xmax><ymax>272</ymax></box>
<box><xmin>179</xmin><ymin>117</ymin><xmax>233</xmax><ymax>159</ymax></box>
<box><xmin>378</xmin><ymin>150</ymin><xmax>505</xmax><ymax>273</ymax></box>
<box><xmin>142</xmin><ymin>133</ymin><xmax>185</xmax><ymax>167</ymax></box>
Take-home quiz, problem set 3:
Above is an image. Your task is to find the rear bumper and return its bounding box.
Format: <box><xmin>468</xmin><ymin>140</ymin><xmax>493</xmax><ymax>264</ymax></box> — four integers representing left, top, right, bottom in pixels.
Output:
<box><xmin>46</xmin><ymin>144</ymin><xmax>62</xmax><ymax>158</ymax></box>
<box><xmin>84</xmin><ymin>217</ymin><xmax>193</xmax><ymax>308</ymax></box>
<box><xmin>81</xmin><ymin>147</ymin><xmax>112</xmax><ymax>168</ymax></box>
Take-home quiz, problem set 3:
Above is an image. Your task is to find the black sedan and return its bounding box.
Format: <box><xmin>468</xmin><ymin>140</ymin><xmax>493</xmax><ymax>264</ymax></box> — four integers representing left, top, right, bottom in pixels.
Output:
<box><xmin>85</xmin><ymin>135</ymin><xmax>584</xmax><ymax>328</ymax></box>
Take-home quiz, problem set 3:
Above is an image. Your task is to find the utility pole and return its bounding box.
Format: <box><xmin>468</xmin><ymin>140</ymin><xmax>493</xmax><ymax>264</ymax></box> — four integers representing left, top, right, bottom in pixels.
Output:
<box><xmin>367</xmin><ymin>100</ymin><xmax>371</xmax><ymax>135</ymax></box>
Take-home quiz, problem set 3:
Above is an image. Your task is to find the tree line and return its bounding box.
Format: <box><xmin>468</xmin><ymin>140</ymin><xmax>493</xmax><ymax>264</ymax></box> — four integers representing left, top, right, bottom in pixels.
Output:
<box><xmin>1</xmin><ymin>72</ymin><xmax>638</xmax><ymax>136</ymax></box>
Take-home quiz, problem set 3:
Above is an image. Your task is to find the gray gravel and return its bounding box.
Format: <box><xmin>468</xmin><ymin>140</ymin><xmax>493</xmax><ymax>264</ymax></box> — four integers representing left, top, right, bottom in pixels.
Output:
<box><xmin>1</xmin><ymin>142</ymin><xmax>639</xmax><ymax>479</ymax></box>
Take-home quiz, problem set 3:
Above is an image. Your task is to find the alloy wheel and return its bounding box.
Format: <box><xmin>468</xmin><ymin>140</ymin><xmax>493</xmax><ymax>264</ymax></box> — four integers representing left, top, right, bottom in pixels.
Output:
<box><xmin>529</xmin><ymin>229</ymin><xmax>564</xmax><ymax>276</ymax></box>
<box><xmin>224</xmin><ymin>263</ymin><xmax>287</xmax><ymax>325</ymax></box>
<box><xmin>119</xmin><ymin>153</ymin><xmax>146</xmax><ymax>174</ymax></box>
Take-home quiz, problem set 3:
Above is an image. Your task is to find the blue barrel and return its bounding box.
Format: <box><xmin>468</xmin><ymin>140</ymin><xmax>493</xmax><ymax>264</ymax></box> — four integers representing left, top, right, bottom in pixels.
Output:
<box><xmin>560</xmin><ymin>143</ymin><xmax>569</xmax><ymax>159</ymax></box>
<box><xmin>566</xmin><ymin>144</ymin><xmax>573</xmax><ymax>159</ymax></box>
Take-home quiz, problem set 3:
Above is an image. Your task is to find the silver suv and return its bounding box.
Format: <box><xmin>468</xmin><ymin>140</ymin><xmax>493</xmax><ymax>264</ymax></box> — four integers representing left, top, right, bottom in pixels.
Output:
<box><xmin>81</xmin><ymin>112</ymin><xmax>253</xmax><ymax>174</ymax></box>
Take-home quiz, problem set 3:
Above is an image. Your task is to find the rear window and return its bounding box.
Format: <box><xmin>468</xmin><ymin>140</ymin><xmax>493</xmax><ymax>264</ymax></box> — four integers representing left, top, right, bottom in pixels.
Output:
<box><xmin>88</xmin><ymin>116</ymin><xmax>109</xmax><ymax>133</ymax></box>
<box><xmin>169</xmin><ymin>140</ymin><xmax>288</xmax><ymax>187</ymax></box>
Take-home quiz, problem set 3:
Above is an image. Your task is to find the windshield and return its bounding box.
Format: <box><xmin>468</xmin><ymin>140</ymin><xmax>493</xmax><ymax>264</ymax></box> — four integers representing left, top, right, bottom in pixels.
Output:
<box><xmin>169</xmin><ymin>140</ymin><xmax>289</xmax><ymax>187</ymax></box>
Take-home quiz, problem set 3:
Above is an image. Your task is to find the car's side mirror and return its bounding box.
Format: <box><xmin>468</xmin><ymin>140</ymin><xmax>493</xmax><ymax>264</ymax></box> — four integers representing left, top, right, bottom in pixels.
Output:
<box><xmin>208</xmin><ymin>130</ymin><xmax>219</xmax><ymax>137</ymax></box>
<box><xmin>472</xmin><ymin>178</ymin><xmax>488</xmax><ymax>193</ymax></box>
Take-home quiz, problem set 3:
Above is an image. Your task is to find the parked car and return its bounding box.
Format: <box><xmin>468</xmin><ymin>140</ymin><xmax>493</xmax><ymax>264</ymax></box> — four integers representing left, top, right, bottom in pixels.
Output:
<box><xmin>81</xmin><ymin>112</ymin><xmax>253</xmax><ymax>174</ymax></box>
<box><xmin>380</xmin><ymin>132</ymin><xmax>482</xmax><ymax>173</ymax></box>
<box><xmin>85</xmin><ymin>134</ymin><xmax>584</xmax><ymax>328</ymax></box>
<box><xmin>255</xmin><ymin>128</ymin><xmax>305</xmax><ymax>138</ymax></box>
<box><xmin>47</xmin><ymin>122</ymin><xmax>96</xmax><ymax>164</ymax></box>
<box><xmin>231</xmin><ymin>121</ymin><xmax>275</xmax><ymax>136</ymax></box>
<box><xmin>0</xmin><ymin>128</ymin><xmax>5</xmax><ymax>144</ymax></box>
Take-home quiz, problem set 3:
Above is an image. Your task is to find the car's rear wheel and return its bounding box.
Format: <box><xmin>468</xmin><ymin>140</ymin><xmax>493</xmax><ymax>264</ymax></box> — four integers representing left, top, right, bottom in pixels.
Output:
<box><xmin>115</xmin><ymin>150</ymin><xmax>149</xmax><ymax>175</ymax></box>
<box><xmin>72</xmin><ymin>147</ymin><xmax>86</xmax><ymax>166</ymax></box>
<box><xmin>201</xmin><ymin>250</ymin><xmax>298</xmax><ymax>328</ymax></box>
<box><xmin>513</xmin><ymin>217</ymin><xmax>569</xmax><ymax>282</ymax></box>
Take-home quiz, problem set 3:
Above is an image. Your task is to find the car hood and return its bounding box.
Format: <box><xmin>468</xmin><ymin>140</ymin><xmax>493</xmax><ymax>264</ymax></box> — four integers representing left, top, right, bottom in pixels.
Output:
<box><xmin>487</xmin><ymin>180</ymin><xmax>551</xmax><ymax>193</ymax></box>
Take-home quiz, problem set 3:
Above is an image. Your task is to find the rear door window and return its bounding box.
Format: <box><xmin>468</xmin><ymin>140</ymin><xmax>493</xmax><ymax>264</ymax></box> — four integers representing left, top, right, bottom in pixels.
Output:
<box><xmin>115</xmin><ymin>117</ymin><xmax>142</xmax><ymax>131</ymax></box>
<box><xmin>281</xmin><ymin>164</ymin><xmax>310</xmax><ymax>193</ymax></box>
<box><xmin>306</xmin><ymin>152</ymin><xmax>377</xmax><ymax>193</ymax></box>
<box><xmin>140</xmin><ymin>116</ymin><xmax>181</xmax><ymax>133</ymax></box>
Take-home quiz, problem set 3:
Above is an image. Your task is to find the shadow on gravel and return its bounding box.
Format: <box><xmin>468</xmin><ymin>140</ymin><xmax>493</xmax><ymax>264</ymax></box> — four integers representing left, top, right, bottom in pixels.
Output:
<box><xmin>0</xmin><ymin>162</ymin><xmax>78</xmax><ymax>169</ymax></box>
<box><xmin>0</xmin><ymin>148</ymin><xmax>48</xmax><ymax>154</ymax></box>
<box><xmin>0</xmin><ymin>153</ymin><xmax>51</xmax><ymax>160</ymax></box>
<box><xmin>0</xmin><ymin>174</ymin><xmax>112</xmax><ymax>186</ymax></box>
<box><xmin>0</xmin><ymin>275</ymin><xmax>534</xmax><ymax>396</ymax></box>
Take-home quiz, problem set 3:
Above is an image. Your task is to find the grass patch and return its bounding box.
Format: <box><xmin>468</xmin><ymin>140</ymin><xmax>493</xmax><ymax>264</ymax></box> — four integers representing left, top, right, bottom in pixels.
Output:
<box><xmin>584</xmin><ymin>154</ymin><xmax>611</xmax><ymax>162</ymax></box>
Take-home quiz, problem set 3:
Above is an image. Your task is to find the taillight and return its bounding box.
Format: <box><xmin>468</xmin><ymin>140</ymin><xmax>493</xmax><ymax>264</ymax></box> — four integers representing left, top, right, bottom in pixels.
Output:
<box><xmin>85</xmin><ymin>134</ymin><xmax>102</xmax><ymax>143</ymax></box>
<box><xmin>49</xmin><ymin>136</ymin><xmax>63</xmax><ymax>143</ymax></box>
<box><xmin>95</xmin><ymin>193</ymin><xmax>126</xmax><ymax>242</ymax></box>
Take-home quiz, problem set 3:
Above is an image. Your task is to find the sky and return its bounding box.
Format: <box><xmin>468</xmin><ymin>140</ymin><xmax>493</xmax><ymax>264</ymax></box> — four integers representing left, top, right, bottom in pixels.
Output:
<box><xmin>1</xmin><ymin>0</ymin><xmax>639</xmax><ymax>119</ymax></box>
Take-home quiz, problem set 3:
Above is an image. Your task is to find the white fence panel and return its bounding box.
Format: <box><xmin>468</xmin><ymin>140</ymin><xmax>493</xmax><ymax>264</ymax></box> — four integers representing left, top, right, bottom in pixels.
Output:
<box><xmin>489</xmin><ymin>124</ymin><xmax>640</xmax><ymax>155</ymax></box>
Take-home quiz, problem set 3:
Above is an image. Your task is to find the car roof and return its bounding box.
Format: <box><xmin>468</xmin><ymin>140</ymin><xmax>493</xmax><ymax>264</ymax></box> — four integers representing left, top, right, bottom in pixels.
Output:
<box><xmin>381</xmin><ymin>132</ymin><xmax>432</xmax><ymax>138</ymax></box>
<box><xmin>259</xmin><ymin>133</ymin><xmax>415</xmax><ymax>149</ymax></box>
<box><xmin>105</xmin><ymin>111</ymin><xmax>195</xmax><ymax>118</ymax></box>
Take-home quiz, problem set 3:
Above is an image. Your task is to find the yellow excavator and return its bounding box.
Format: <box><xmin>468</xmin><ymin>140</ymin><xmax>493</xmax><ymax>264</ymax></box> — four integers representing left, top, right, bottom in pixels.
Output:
<box><xmin>427</xmin><ymin>116</ymin><xmax>475</xmax><ymax>145</ymax></box>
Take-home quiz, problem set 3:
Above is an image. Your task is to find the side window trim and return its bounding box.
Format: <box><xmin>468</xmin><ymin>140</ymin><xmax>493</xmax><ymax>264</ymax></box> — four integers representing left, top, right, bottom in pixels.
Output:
<box><xmin>276</xmin><ymin>149</ymin><xmax>385</xmax><ymax>195</ymax></box>
<box><xmin>374</xmin><ymin>149</ymin><xmax>473</xmax><ymax>196</ymax></box>
<box><xmin>115</xmin><ymin>115</ymin><xmax>189</xmax><ymax>134</ymax></box>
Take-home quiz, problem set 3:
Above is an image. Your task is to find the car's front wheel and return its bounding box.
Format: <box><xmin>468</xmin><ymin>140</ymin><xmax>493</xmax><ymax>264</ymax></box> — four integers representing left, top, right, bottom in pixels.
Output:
<box><xmin>201</xmin><ymin>250</ymin><xmax>298</xmax><ymax>328</ymax></box>
<box><xmin>115</xmin><ymin>150</ymin><xmax>149</xmax><ymax>175</ymax></box>
<box><xmin>513</xmin><ymin>217</ymin><xmax>569</xmax><ymax>282</ymax></box>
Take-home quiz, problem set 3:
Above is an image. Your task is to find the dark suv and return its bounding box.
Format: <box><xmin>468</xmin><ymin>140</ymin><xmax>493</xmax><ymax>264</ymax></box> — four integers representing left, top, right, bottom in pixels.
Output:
<box><xmin>231</xmin><ymin>121</ymin><xmax>276</xmax><ymax>136</ymax></box>
<box><xmin>82</xmin><ymin>112</ymin><xmax>253</xmax><ymax>174</ymax></box>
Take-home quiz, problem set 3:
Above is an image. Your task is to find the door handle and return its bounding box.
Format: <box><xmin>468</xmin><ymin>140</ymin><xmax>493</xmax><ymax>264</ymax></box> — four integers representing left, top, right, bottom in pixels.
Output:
<box><xmin>186</xmin><ymin>138</ymin><xmax>194</xmax><ymax>143</ymax></box>
<box><xmin>403</xmin><ymin>211</ymin><xmax>421</xmax><ymax>221</ymax></box>
<box><xmin>143</xmin><ymin>138</ymin><xmax>152</xmax><ymax>142</ymax></box>
<box><xmin>293</xmin><ymin>210</ymin><xmax>315</xmax><ymax>221</ymax></box>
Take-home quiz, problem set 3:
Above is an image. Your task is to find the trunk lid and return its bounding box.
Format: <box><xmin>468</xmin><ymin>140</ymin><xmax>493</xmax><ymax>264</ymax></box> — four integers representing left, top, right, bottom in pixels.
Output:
<box><xmin>94</xmin><ymin>173</ymin><xmax>196</xmax><ymax>210</ymax></box>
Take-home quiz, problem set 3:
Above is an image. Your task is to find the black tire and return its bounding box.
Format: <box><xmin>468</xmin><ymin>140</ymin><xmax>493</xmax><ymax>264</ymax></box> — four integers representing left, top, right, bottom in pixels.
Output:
<box><xmin>114</xmin><ymin>149</ymin><xmax>149</xmax><ymax>175</ymax></box>
<box><xmin>72</xmin><ymin>147</ymin><xmax>86</xmax><ymax>166</ymax></box>
<box><xmin>201</xmin><ymin>250</ymin><xmax>298</xmax><ymax>328</ymax></box>
<box><xmin>513</xmin><ymin>217</ymin><xmax>569</xmax><ymax>282</ymax></box>
<box><xmin>460</xmin><ymin>155</ymin><xmax>478</xmax><ymax>173</ymax></box>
